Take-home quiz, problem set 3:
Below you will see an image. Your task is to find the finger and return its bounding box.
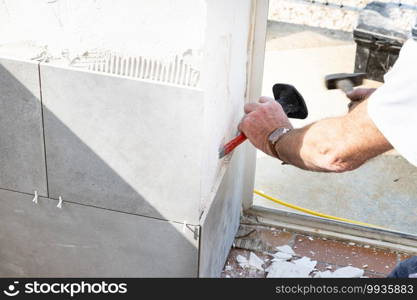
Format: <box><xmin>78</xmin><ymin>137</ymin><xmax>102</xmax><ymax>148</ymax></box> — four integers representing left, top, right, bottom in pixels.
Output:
<box><xmin>238</xmin><ymin>115</ymin><xmax>248</xmax><ymax>132</ymax></box>
<box><xmin>346</xmin><ymin>91</ymin><xmax>361</xmax><ymax>101</ymax></box>
<box><xmin>258</xmin><ymin>96</ymin><xmax>274</xmax><ymax>104</ymax></box>
<box><xmin>244</xmin><ymin>103</ymin><xmax>261</xmax><ymax>114</ymax></box>
<box><xmin>346</xmin><ymin>88</ymin><xmax>372</xmax><ymax>101</ymax></box>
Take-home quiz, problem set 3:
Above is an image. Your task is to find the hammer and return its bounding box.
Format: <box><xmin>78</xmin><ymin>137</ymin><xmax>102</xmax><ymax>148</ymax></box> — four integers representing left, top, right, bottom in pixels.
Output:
<box><xmin>325</xmin><ymin>73</ymin><xmax>366</xmax><ymax>94</ymax></box>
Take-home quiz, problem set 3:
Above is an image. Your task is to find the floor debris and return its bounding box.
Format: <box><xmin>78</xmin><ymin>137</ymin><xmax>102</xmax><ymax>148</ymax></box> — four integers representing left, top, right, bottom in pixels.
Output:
<box><xmin>267</xmin><ymin>257</ymin><xmax>317</xmax><ymax>278</ymax></box>
<box><xmin>222</xmin><ymin>224</ymin><xmax>411</xmax><ymax>278</ymax></box>
<box><xmin>236</xmin><ymin>253</ymin><xmax>265</xmax><ymax>271</ymax></box>
<box><xmin>236</xmin><ymin>255</ymin><xmax>249</xmax><ymax>269</ymax></box>
<box><xmin>248</xmin><ymin>252</ymin><xmax>264</xmax><ymax>271</ymax></box>
<box><xmin>275</xmin><ymin>245</ymin><xmax>295</xmax><ymax>255</ymax></box>
<box><xmin>272</xmin><ymin>252</ymin><xmax>293</xmax><ymax>260</ymax></box>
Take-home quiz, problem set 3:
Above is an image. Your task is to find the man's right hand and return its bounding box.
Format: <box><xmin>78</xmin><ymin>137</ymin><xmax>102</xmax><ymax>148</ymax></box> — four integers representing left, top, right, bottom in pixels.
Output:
<box><xmin>346</xmin><ymin>88</ymin><xmax>377</xmax><ymax>111</ymax></box>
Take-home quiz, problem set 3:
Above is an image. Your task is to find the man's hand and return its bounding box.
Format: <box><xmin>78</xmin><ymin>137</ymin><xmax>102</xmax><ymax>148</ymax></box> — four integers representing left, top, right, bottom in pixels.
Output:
<box><xmin>346</xmin><ymin>88</ymin><xmax>376</xmax><ymax>111</ymax></box>
<box><xmin>238</xmin><ymin>97</ymin><xmax>292</xmax><ymax>157</ymax></box>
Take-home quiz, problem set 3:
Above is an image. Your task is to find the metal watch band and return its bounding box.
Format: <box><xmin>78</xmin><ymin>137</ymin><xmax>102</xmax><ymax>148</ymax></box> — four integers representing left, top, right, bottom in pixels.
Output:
<box><xmin>268</xmin><ymin>127</ymin><xmax>291</xmax><ymax>159</ymax></box>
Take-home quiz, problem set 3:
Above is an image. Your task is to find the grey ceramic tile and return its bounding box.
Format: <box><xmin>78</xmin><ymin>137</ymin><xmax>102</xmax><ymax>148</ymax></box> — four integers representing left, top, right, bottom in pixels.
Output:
<box><xmin>0</xmin><ymin>57</ymin><xmax>47</xmax><ymax>196</ymax></box>
<box><xmin>199</xmin><ymin>145</ymin><xmax>250</xmax><ymax>277</ymax></box>
<box><xmin>0</xmin><ymin>188</ymin><xmax>199</xmax><ymax>277</ymax></box>
<box><xmin>40</xmin><ymin>64</ymin><xmax>204</xmax><ymax>223</ymax></box>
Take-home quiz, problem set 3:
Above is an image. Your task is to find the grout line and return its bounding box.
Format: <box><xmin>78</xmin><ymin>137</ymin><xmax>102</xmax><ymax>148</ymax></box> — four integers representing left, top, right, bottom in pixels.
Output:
<box><xmin>0</xmin><ymin>186</ymin><xmax>199</xmax><ymax>227</ymax></box>
<box><xmin>0</xmin><ymin>187</ymin><xmax>40</xmax><ymax>198</ymax></box>
<box><xmin>37</xmin><ymin>63</ymin><xmax>50</xmax><ymax>198</ymax></box>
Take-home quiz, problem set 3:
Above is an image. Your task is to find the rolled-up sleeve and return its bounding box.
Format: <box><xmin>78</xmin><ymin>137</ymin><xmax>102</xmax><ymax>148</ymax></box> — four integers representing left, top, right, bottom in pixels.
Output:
<box><xmin>367</xmin><ymin>39</ymin><xmax>417</xmax><ymax>166</ymax></box>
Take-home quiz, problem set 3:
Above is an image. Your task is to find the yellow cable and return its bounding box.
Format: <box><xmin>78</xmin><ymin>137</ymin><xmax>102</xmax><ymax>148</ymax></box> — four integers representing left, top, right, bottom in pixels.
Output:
<box><xmin>253</xmin><ymin>189</ymin><xmax>384</xmax><ymax>229</ymax></box>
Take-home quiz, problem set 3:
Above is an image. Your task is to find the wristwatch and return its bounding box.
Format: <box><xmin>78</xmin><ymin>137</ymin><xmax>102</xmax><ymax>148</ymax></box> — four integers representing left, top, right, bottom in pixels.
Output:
<box><xmin>268</xmin><ymin>127</ymin><xmax>292</xmax><ymax>159</ymax></box>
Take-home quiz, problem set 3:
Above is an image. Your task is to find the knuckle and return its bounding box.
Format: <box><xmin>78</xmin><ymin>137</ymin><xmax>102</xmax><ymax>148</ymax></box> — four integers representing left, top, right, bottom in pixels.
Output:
<box><xmin>259</xmin><ymin>105</ymin><xmax>269</xmax><ymax>113</ymax></box>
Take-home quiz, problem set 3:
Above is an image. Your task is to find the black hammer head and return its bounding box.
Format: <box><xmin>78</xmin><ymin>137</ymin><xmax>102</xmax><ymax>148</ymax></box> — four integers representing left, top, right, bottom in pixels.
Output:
<box><xmin>273</xmin><ymin>84</ymin><xmax>308</xmax><ymax>119</ymax></box>
<box><xmin>325</xmin><ymin>73</ymin><xmax>366</xmax><ymax>90</ymax></box>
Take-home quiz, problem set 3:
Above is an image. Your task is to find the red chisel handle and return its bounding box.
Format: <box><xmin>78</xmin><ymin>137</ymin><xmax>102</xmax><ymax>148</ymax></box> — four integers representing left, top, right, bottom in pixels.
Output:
<box><xmin>219</xmin><ymin>133</ymin><xmax>247</xmax><ymax>158</ymax></box>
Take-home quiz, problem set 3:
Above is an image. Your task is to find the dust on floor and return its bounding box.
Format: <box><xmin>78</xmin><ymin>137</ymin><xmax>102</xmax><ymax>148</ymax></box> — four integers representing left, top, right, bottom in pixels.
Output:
<box><xmin>221</xmin><ymin>224</ymin><xmax>412</xmax><ymax>278</ymax></box>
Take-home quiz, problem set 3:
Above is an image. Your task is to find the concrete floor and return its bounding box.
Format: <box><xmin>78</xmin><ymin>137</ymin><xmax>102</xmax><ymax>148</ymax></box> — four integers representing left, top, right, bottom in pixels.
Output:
<box><xmin>253</xmin><ymin>21</ymin><xmax>417</xmax><ymax>235</ymax></box>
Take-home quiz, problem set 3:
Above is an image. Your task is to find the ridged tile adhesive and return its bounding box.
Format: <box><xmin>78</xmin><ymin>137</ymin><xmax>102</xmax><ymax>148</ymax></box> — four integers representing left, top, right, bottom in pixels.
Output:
<box><xmin>71</xmin><ymin>51</ymin><xmax>200</xmax><ymax>87</ymax></box>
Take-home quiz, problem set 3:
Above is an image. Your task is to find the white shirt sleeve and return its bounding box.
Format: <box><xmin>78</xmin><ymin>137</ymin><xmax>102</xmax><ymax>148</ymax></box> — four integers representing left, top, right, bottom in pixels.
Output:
<box><xmin>367</xmin><ymin>39</ymin><xmax>417</xmax><ymax>167</ymax></box>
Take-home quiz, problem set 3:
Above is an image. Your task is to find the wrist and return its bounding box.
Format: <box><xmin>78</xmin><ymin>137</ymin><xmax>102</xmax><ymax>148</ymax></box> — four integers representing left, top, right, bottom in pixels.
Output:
<box><xmin>267</xmin><ymin>126</ymin><xmax>292</xmax><ymax>159</ymax></box>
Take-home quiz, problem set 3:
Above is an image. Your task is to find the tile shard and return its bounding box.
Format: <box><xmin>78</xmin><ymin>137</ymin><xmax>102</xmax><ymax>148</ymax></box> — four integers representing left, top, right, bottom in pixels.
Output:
<box><xmin>272</xmin><ymin>252</ymin><xmax>293</xmax><ymax>260</ymax></box>
<box><xmin>267</xmin><ymin>257</ymin><xmax>317</xmax><ymax>278</ymax></box>
<box><xmin>236</xmin><ymin>255</ymin><xmax>249</xmax><ymax>269</ymax></box>
<box><xmin>248</xmin><ymin>252</ymin><xmax>264</xmax><ymax>271</ymax></box>
<box><xmin>276</xmin><ymin>245</ymin><xmax>296</xmax><ymax>255</ymax></box>
<box><xmin>236</xmin><ymin>252</ymin><xmax>265</xmax><ymax>271</ymax></box>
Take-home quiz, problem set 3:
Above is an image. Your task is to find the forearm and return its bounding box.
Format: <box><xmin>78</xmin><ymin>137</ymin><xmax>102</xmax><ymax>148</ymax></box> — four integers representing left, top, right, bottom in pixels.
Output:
<box><xmin>275</xmin><ymin>119</ymin><xmax>358</xmax><ymax>172</ymax></box>
<box><xmin>274</xmin><ymin>101</ymin><xmax>393</xmax><ymax>172</ymax></box>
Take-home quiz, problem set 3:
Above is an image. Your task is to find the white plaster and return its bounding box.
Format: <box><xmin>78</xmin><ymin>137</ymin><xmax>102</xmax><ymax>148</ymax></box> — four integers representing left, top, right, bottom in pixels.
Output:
<box><xmin>200</xmin><ymin>0</ymin><xmax>253</xmax><ymax>211</ymax></box>
<box><xmin>0</xmin><ymin>0</ymin><xmax>206</xmax><ymax>61</ymax></box>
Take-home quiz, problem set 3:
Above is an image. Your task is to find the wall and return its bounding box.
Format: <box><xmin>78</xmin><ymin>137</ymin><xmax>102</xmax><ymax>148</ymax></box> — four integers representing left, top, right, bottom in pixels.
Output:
<box><xmin>0</xmin><ymin>0</ymin><xmax>206</xmax><ymax>63</ymax></box>
<box><xmin>200</xmin><ymin>0</ymin><xmax>253</xmax><ymax>211</ymax></box>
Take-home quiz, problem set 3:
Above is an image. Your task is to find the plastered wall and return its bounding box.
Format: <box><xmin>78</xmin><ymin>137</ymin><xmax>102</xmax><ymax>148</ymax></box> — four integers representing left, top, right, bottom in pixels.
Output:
<box><xmin>0</xmin><ymin>0</ymin><xmax>206</xmax><ymax>62</ymax></box>
<box><xmin>200</xmin><ymin>0</ymin><xmax>253</xmax><ymax>211</ymax></box>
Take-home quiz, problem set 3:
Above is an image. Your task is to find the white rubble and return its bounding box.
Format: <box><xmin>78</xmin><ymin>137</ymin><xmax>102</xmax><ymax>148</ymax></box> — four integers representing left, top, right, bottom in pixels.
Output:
<box><xmin>248</xmin><ymin>252</ymin><xmax>264</xmax><ymax>271</ymax></box>
<box><xmin>267</xmin><ymin>257</ymin><xmax>317</xmax><ymax>278</ymax></box>
<box><xmin>276</xmin><ymin>245</ymin><xmax>295</xmax><ymax>255</ymax></box>
<box><xmin>237</xmin><ymin>253</ymin><xmax>265</xmax><ymax>271</ymax></box>
<box><xmin>236</xmin><ymin>255</ymin><xmax>249</xmax><ymax>269</ymax></box>
<box><xmin>272</xmin><ymin>252</ymin><xmax>293</xmax><ymax>260</ymax></box>
<box><xmin>272</xmin><ymin>245</ymin><xmax>296</xmax><ymax>261</ymax></box>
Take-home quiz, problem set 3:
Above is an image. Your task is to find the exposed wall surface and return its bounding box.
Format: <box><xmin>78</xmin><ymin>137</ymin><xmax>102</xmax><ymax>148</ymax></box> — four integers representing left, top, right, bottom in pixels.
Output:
<box><xmin>200</xmin><ymin>0</ymin><xmax>253</xmax><ymax>211</ymax></box>
<box><xmin>0</xmin><ymin>0</ymin><xmax>206</xmax><ymax>61</ymax></box>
